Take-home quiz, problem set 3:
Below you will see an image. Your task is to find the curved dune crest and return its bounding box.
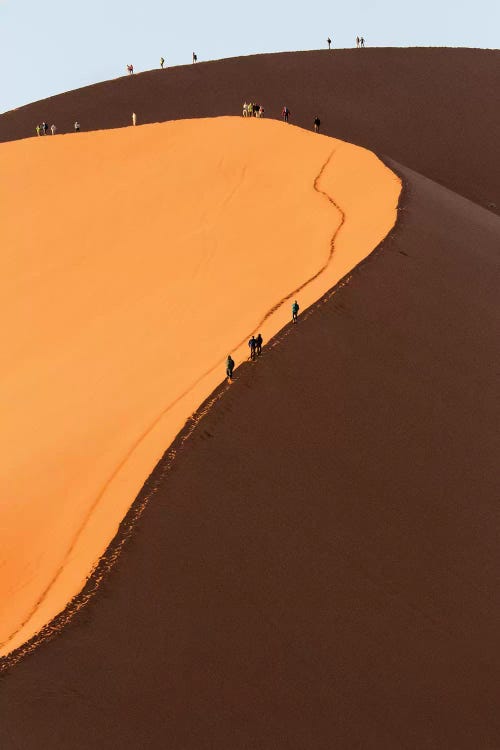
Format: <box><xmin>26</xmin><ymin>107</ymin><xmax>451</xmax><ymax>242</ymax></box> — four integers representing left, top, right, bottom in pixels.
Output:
<box><xmin>0</xmin><ymin>116</ymin><xmax>400</xmax><ymax>655</ymax></box>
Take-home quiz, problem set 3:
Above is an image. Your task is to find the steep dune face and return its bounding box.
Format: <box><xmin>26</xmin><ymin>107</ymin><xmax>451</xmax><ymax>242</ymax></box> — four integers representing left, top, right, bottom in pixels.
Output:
<box><xmin>1</xmin><ymin>159</ymin><xmax>499</xmax><ymax>750</ymax></box>
<box><xmin>0</xmin><ymin>117</ymin><xmax>400</xmax><ymax>655</ymax></box>
<box><xmin>1</xmin><ymin>48</ymin><xmax>499</xmax><ymax>214</ymax></box>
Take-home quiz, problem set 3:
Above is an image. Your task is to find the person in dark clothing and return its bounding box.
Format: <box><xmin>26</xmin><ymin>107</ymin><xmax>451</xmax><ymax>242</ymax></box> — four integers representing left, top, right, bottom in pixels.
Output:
<box><xmin>292</xmin><ymin>300</ymin><xmax>299</xmax><ymax>323</ymax></box>
<box><xmin>192</xmin><ymin>52</ymin><xmax>197</xmax><ymax>63</ymax></box>
<box><xmin>248</xmin><ymin>336</ymin><xmax>257</xmax><ymax>360</ymax></box>
<box><xmin>226</xmin><ymin>355</ymin><xmax>235</xmax><ymax>380</ymax></box>
<box><xmin>282</xmin><ymin>106</ymin><xmax>290</xmax><ymax>123</ymax></box>
<box><xmin>314</xmin><ymin>116</ymin><xmax>321</xmax><ymax>133</ymax></box>
<box><xmin>255</xmin><ymin>333</ymin><xmax>263</xmax><ymax>356</ymax></box>
<box><xmin>327</xmin><ymin>37</ymin><xmax>332</xmax><ymax>49</ymax></box>
<box><xmin>160</xmin><ymin>57</ymin><xmax>165</xmax><ymax>68</ymax></box>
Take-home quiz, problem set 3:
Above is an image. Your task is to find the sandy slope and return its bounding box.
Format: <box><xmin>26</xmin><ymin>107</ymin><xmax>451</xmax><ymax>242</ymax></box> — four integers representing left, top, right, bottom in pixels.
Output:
<box><xmin>1</xmin><ymin>159</ymin><xmax>498</xmax><ymax>749</ymax></box>
<box><xmin>1</xmin><ymin>48</ymin><xmax>499</xmax><ymax>214</ymax></box>
<box><xmin>0</xmin><ymin>117</ymin><xmax>399</xmax><ymax>655</ymax></box>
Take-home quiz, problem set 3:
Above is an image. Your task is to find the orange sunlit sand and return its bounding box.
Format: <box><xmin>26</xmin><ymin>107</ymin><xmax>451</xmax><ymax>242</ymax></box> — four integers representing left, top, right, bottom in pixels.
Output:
<box><xmin>0</xmin><ymin>116</ymin><xmax>400</xmax><ymax>655</ymax></box>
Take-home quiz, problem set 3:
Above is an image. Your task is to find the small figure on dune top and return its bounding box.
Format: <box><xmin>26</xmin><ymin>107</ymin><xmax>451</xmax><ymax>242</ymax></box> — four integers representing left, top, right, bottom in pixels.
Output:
<box><xmin>327</xmin><ymin>36</ymin><xmax>332</xmax><ymax>49</ymax></box>
<box><xmin>160</xmin><ymin>57</ymin><xmax>165</xmax><ymax>69</ymax></box>
<box><xmin>192</xmin><ymin>52</ymin><xmax>198</xmax><ymax>63</ymax></box>
<box><xmin>74</xmin><ymin>121</ymin><xmax>80</xmax><ymax>132</ymax></box>
<box><xmin>226</xmin><ymin>355</ymin><xmax>235</xmax><ymax>381</ymax></box>
<box><xmin>314</xmin><ymin>116</ymin><xmax>321</xmax><ymax>133</ymax></box>
<box><xmin>292</xmin><ymin>300</ymin><xmax>299</xmax><ymax>323</ymax></box>
<box><xmin>127</xmin><ymin>64</ymin><xmax>134</xmax><ymax>75</ymax></box>
<box><xmin>282</xmin><ymin>106</ymin><xmax>290</xmax><ymax>123</ymax></box>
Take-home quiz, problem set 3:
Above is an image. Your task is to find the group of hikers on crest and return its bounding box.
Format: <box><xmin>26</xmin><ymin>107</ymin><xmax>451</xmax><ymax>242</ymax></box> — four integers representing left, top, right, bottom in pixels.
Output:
<box><xmin>225</xmin><ymin>300</ymin><xmax>300</xmax><ymax>382</ymax></box>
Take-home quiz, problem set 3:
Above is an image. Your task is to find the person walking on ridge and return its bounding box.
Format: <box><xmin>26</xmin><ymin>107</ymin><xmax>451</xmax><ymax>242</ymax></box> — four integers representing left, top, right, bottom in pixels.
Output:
<box><xmin>74</xmin><ymin>121</ymin><xmax>80</xmax><ymax>132</ymax></box>
<box><xmin>255</xmin><ymin>333</ymin><xmax>263</xmax><ymax>356</ymax></box>
<box><xmin>226</xmin><ymin>355</ymin><xmax>235</xmax><ymax>381</ymax></box>
<box><xmin>360</xmin><ymin>37</ymin><xmax>365</xmax><ymax>47</ymax></box>
<box><xmin>314</xmin><ymin>116</ymin><xmax>321</xmax><ymax>133</ymax></box>
<box><xmin>248</xmin><ymin>336</ymin><xmax>257</xmax><ymax>360</ymax></box>
<box><xmin>356</xmin><ymin>36</ymin><xmax>360</xmax><ymax>48</ymax></box>
<box><xmin>160</xmin><ymin>57</ymin><xmax>165</xmax><ymax>68</ymax></box>
<box><xmin>36</xmin><ymin>124</ymin><xmax>41</xmax><ymax>136</ymax></box>
<box><xmin>50</xmin><ymin>124</ymin><xmax>56</xmax><ymax>135</ymax></box>
<box><xmin>282</xmin><ymin>106</ymin><xmax>290</xmax><ymax>123</ymax></box>
<box><xmin>132</xmin><ymin>112</ymin><xmax>137</xmax><ymax>126</ymax></box>
<box><xmin>127</xmin><ymin>64</ymin><xmax>134</xmax><ymax>74</ymax></box>
<box><xmin>327</xmin><ymin>36</ymin><xmax>332</xmax><ymax>49</ymax></box>
<box><xmin>192</xmin><ymin>52</ymin><xmax>197</xmax><ymax>63</ymax></box>
<box><xmin>292</xmin><ymin>300</ymin><xmax>299</xmax><ymax>323</ymax></box>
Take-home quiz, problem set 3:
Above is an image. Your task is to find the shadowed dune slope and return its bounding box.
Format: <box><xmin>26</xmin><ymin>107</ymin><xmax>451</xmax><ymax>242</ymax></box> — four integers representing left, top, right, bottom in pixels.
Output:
<box><xmin>1</xmin><ymin>161</ymin><xmax>499</xmax><ymax>748</ymax></box>
<box><xmin>1</xmin><ymin>48</ymin><xmax>499</xmax><ymax>214</ymax></box>
<box><xmin>0</xmin><ymin>117</ymin><xmax>399</xmax><ymax>655</ymax></box>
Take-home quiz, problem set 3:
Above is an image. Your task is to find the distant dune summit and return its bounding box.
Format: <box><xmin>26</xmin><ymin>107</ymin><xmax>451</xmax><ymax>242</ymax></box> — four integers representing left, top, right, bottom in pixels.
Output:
<box><xmin>0</xmin><ymin>48</ymin><xmax>499</xmax><ymax>214</ymax></box>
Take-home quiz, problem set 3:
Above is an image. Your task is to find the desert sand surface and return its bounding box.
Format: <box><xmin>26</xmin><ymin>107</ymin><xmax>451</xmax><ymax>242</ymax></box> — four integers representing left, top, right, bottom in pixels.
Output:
<box><xmin>1</xmin><ymin>47</ymin><xmax>499</xmax><ymax>749</ymax></box>
<box><xmin>0</xmin><ymin>117</ymin><xmax>400</xmax><ymax>656</ymax></box>
<box><xmin>1</xmin><ymin>157</ymin><xmax>499</xmax><ymax>749</ymax></box>
<box><xmin>1</xmin><ymin>48</ymin><xmax>499</xmax><ymax>214</ymax></box>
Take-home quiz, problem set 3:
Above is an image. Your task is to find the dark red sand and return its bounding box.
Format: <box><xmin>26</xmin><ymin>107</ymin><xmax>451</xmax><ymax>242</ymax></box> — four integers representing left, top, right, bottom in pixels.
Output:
<box><xmin>1</xmin><ymin>48</ymin><xmax>499</xmax><ymax>214</ymax></box>
<box><xmin>1</xmin><ymin>49</ymin><xmax>500</xmax><ymax>748</ymax></box>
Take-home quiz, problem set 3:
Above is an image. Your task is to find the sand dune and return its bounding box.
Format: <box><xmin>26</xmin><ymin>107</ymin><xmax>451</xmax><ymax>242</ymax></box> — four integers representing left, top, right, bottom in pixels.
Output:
<box><xmin>1</xmin><ymin>48</ymin><xmax>499</xmax><ymax>214</ymax></box>
<box><xmin>1</xmin><ymin>47</ymin><xmax>499</xmax><ymax>748</ymax></box>
<box><xmin>1</xmin><ymin>157</ymin><xmax>498</xmax><ymax>749</ymax></box>
<box><xmin>0</xmin><ymin>117</ymin><xmax>399</xmax><ymax>655</ymax></box>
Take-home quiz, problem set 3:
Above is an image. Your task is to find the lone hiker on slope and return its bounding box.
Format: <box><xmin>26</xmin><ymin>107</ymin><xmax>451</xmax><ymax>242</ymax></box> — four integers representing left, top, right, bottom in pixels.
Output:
<box><xmin>282</xmin><ymin>106</ymin><xmax>290</xmax><ymax>123</ymax></box>
<box><xmin>248</xmin><ymin>336</ymin><xmax>257</xmax><ymax>360</ymax></box>
<box><xmin>327</xmin><ymin>37</ymin><xmax>332</xmax><ymax>49</ymax></box>
<box><xmin>314</xmin><ymin>116</ymin><xmax>321</xmax><ymax>133</ymax></box>
<box><xmin>160</xmin><ymin>57</ymin><xmax>165</xmax><ymax>68</ymax></box>
<box><xmin>255</xmin><ymin>333</ymin><xmax>263</xmax><ymax>356</ymax></box>
<box><xmin>226</xmin><ymin>355</ymin><xmax>235</xmax><ymax>381</ymax></box>
<box><xmin>292</xmin><ymin>300</ymin><xmax>300</xmax><ymax>323</ymax></box>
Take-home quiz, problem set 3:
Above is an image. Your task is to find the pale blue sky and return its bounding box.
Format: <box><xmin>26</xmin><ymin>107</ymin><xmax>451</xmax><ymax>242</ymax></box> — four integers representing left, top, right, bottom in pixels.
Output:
<box><xmin>1</xmin><ymin>0</ymin><xmax>498</xmax><ymax>113</ymax></box>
